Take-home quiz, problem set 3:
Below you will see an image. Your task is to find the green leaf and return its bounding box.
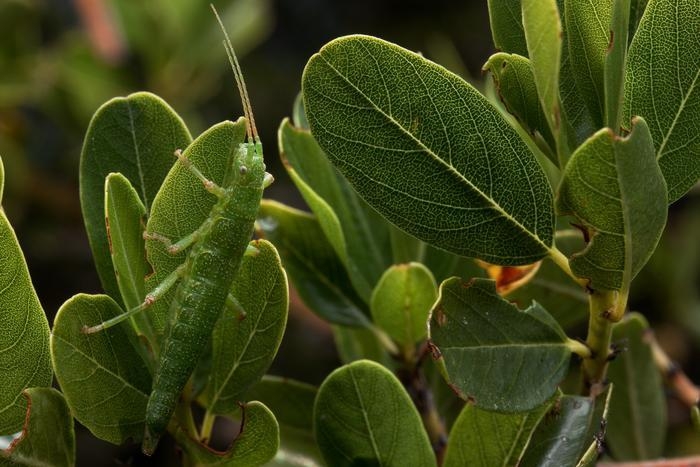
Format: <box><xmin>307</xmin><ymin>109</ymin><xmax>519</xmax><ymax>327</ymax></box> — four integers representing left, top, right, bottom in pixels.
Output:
<box><xmin>692</xmin><ymin>406</ymin><xmax>700</xmax><ymax>432</ymax></box>
<box><xmin>522</xmin><ymin>0</ymin><xmax>565</xmax><ymax>161</ymax></box>
<box><xmin>556</xmin><ymin>117</ymin><xmax>667</xmax><ymax>291</ymax></box>
<box><xmin>370</xmin><ymin>262</ymin><xmax>437</xmax><ymax>347</ymax></box>
<box><xmin>303</xmin><ymin>35</ymin><xmax>555</xmax><ymax>265</ymax></box>
<box><xmin>604</xmin><ymin>0</ymin><xmax>631</xmax><ymax>131</ymax></box>
<box><xmin>279</xmin><ymin>118</ymin><xmax>392</xmax><ymax>301</ymax></box>
<box><xmin>520</xmin><ymin>392</ymin><xmax>608</xmax><ymax>466</ymax></box>
<box><xmin>564</xmin><ymin>0</ymin><xmax>612</xmax><ymax>128</ymax></box>
<box><xmin>257</xmin><ymin>200</ymin><xmax>369</xmax><ymax>327</ymax></box>
<box><xmin>483</xmin><ymin>53</ymin><xmax>556</xmax><ymax>157</ymax></box>
<box><xmin>443</xmin><ymin>399</ymin><xmax>553</xmax><ymax>467</ymax></box>
<box><xmin>0</xmin><ymin>194</ymin><xmax>52</xmax><ymax>435</ymax></box>
<box><xmin>80</xmin><ymin>92</ymin><xmax>191</xmax><ymax>304</ymax></box>
<box><xmin>428</xmin><ymin>278</ymin><xmax>570</xmax><ymax>412</ymax></box>
<box><xmin>50</xmin><ymin>294</ymin><xmax>152</xmax><ymax>444</ymax></box>
<box><xmin>244</xmin><ymin>376</ymin><xmax>323</xmax><ymax>465</ymax></box>
<box><xmin>623</xmin><ymin>0</ymin><xmax>700</xmax><ymax>202</ymax></box>
<box><xmin>178</xmin><ymin>401</ymin><xmax>279</xmax><ymax>467</ymax></box>
<box><xmin>606</xmin><ymin>313</ymin><xmax>666</xmax><ymax>460</ymax></box>
<box><xmin>487</xmin><ymin>0</ymin><xmax>528</xmax><ymax>56</ymax></box>
<box><xmin>145</xmin><ymin>119</ymin><xmax>247</xmax><ymax>332</ymax></box>
<box><xmin>0</xmin><ymin>156</ymin><xmax>4</xmax><ymax>202</ymax></box>
<box><xmin>204</xmin><ymin>240</ymin><xmax>288</xmax><ymax>414</ymax></box>
<box><xmin>0</xmin><ymin>388</ymin><xmax>75</xmax><ymax>467</ymax></box>
<box><xmin>105</xmin><ymin>173</ymin><xmax>155</xmax><ymax>339</ymax></box>
<box><xmin>314</xmin><ymin>360</ymin><xmax>436</xmax><ymax>467</ymax></box>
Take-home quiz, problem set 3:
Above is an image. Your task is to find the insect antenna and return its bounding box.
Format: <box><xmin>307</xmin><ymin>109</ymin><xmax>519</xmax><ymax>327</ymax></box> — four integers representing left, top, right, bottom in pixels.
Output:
<box><xmin>211</xmin><ymin>4</ymin><xmax>258</xmax><ymax>142</ymax></box>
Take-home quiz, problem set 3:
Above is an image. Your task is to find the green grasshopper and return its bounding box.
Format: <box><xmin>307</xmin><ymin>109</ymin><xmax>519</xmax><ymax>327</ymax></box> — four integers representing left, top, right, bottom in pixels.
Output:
<box><xmin>83</xmin><ymin>6</ymin><xmax>272</xmax><ymax>455</ymax></box>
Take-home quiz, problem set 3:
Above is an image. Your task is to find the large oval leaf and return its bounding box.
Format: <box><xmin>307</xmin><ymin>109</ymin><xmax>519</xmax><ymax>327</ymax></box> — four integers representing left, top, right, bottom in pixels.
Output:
<box><xmin>314</xmin><ymin>360</ymin><xmax>436</xmax><ymax>467</ymax></box>
<box><xmin>428</xmin><ymin>278</ymin><xmax>571</xmax><ymax>412</ymax></box>
<box><xmin>145</xmin><ymin>119</ymin><xmax>247</xmax><ymax>333</ymax></box>
<box><xmin>606</xmin><ymin>313</ymin><xmax>666</xmax><ymax>460</ymax></box>
<box><xmin>443</xmin><ymin>399</ymin><xmax>552</xmax><ymax>467</ymax></box>
<box><xmin>50</xmin><ymin>294</ymin><xmax>152</xmax><ymax>444</ymax></box>
<box><xmin>0</xmin><ymin>388</ymin><xmax>74</xmax><ymax>467</ymax></box>
<box><xmin>557</xmin><ymin>118</ymin><xmax>667</xmax><ymax>291</ymax></box>
<box><xmin>80</xmin><ymin>92</ymin><xmax>191</xmax><ymax>303</ymax></box>
<box><xmin>203</xmin><ymin>239</ymin><xmax>288</xmax><ymax>414</ymax></box>
<box><xmin>302</xmin><ymin>35</ymin><xmax>554</xmax><ymax>265</ymax></box>
<box><xmin>623</xmin><ymin>0</ymin><xmax>700</xmax><ymax>202</ymax></box>
<box><xmin>0</xmin><ymin>161</ymin><xmax>52</xmax><ymax>434</ymax></box>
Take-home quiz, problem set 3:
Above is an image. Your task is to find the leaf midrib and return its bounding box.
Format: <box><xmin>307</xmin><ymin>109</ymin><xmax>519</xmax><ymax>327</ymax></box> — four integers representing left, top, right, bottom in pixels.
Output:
<box><xmin>316</xmin><ymin>48</ymin><xmax>550</xmax><ymax>252</ymax></box>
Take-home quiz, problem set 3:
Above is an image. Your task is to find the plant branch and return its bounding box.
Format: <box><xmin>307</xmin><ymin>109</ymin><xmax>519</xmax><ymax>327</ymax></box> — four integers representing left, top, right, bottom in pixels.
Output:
<box><xmin>199</xmin><ymin>410</ymin><xmax>216</xmax><ymax>443</ymax></box>
<box><xmin>647</xmin><ymin>330</ymin><xmax>700</xmax><ymax>408</ymax></box>
<box><xmin>581</xmin><ymin>290</ymin><xmax>616</xmax><ymax>396</ymax></box>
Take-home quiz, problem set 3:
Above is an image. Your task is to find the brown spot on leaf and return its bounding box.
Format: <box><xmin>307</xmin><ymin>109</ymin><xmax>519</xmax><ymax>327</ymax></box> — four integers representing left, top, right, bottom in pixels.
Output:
<box><xmin>105</xmin><ymin>217</ymin><xmax>113</xmax><ymax>254</ymax></box>
<box><xmin>433</xmin><ymin>306</ymin><xmax>447</xmax><ymax>327</ymax></box>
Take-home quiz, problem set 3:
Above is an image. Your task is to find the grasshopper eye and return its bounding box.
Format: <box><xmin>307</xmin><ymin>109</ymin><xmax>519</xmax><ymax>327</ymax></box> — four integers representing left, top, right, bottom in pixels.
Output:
<box><xmin>240</xmin><ymin>165</ymin><xmax>248</xmax><ymax>175</ymax></box>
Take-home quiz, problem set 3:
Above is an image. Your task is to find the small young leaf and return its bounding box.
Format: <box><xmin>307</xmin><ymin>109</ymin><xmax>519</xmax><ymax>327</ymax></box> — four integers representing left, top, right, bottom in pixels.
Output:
<box><xmin>370</xmin><ymin>262</ymin><xmax>437</xmax><ymax>347</ymax></box>
<box><xmin>428</xmin><ymin>278</ymin><xmax>570</xmax><ymax>412</ymax></box>
<box><xmin>557</xmin><ymin>118</ymin><xmax>667</xmax><ymax>291</ymax></box>
<box><xmin>279</xmin><ymin>118</ymin><xmax>392</xmax><ymax>301</ymax></box>
<box><xmin>303</xmin><ymin>35</ymin><xmax>555</xmax><ymax>265</ymax></box>
<box><xmin>0</xmin><ymin>195</ymin><xmax>52</xmax><ymax>435</ymax></box>
<box><xmin>483</xmin><ymin>53</ymin><xmax>555</xmax><ymax>156</ymax></box>
<box><xmin>145</xmin><ymin>119</ymin><xmax>247</xmax><ymax>333</ymax></box>
<box><xmin>80</xmin><ymin>92</ymin><xmax>191</xmax><ymax>304</ymax></box>
<box><xmin>564</xmin><ymin>0</ymin><xmax>612</xmax><ymax>128</ymax></box>
<box><xmin>443</xmin><ymin>399</ymin><xmax>553</xmax><ymax>467</ymax></box>
<box><xmin>203</xmin><ymin>240</ymin><xmax>288</xmax><ymax>415</ymax></box>
<box><xmin>487</xmin><ymin>0</ymin><xmax>528</xmax><ymax>56</ymax></box>
<box><xmin>257</xmin><ymin>200</ymin><xmax>370</xmax><ymax>327</ymax></box>
<box><xmin>314</xmin><ymin>360</ymin><xmax>436</xmax><ymax>467</ymax></box>
<box><xmin>606</xmin><ymin>313</ymin><xmax>666</xmax><ymax>460</ymax></box>
<box><xmin>105</xmin><ymin>173</ymin><xmax>154</xmax><ymax>338</ymax></box>
<box><xmin>50</xmin><ymin>294</ymin><xmax>152</xmax><ymax>444</ymax></box>
<box><xmin>0</xmin><ymin>388</ymin><xmax>75</xmax><ymax>467</ymax></box>
<box><xmin>178</xmin><ymin>401</ymin><xmax>279</xmax><ymax>467</ymax></box>
<box><xmin>623</xmin><ymin>0</ymin><xmax>700</xmax><ymax>202</ymax></box>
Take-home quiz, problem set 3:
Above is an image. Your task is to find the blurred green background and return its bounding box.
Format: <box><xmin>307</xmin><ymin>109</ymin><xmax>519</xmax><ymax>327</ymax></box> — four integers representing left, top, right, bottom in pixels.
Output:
<box><xmin>1</xmin><ymin>0</ymin><xmax>698</xmax><ymax>464</ymax></box>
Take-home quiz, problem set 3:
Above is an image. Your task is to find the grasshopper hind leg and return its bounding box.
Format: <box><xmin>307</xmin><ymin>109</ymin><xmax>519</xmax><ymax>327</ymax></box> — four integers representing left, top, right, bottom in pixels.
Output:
<box><xmin>81</xmin><ymin>263</ymin><xmax>186</xmax><ymax>334</ymax></box>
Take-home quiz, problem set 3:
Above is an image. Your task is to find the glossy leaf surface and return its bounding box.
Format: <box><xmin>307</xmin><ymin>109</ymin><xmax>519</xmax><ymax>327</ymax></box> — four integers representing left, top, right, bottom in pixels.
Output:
<box><xmin>0</xmin><ymin>162</ymin><xmax>52</xmax><ymax>435</ymax></box>
<box><xmin>204</xmin><ymin>240</ymin><xmax>288</xmax><ymax>414</ymax></box>
<box><xmin>50</xmin><ymin>294</ymin><xmax>152</xmax><ymax>444</ymax></box>
<box><xmin>443</xmin><ymin>399</ymin><xmax>552</xmax><ymax>467</ymax></box>
<box><xmin>0</xmin><ymin>388</ymin><xmax>74</xmax><ymax>467</ymax></box>
<box><xmin>429</xmin><ymin>278</ymin><xmax>570</xmax><ymax>412</ymax></box>
<box><xmin>314</xmin><ymin>360</ymin><xmax>435</xmax><ymax>467</ymax></box>
<box><xmin>80</xmin><ymin>92</ymin><xmax>191</xmax><ymax>303</ymax></box>
<box><xmin>303</xmin><ymin>35</ymin><xmax>554</xmax><ymax>265</ymax></box>
<box><xmin>557</xmin><ymin>118</ymin><xmax>667</xmax><ymax>290</ymax></box>
<box><xmin>623</xmin><ymin>0</ymin><xmax>700</xmax><ymax>202</ymax></box>
<box><xmin>606</xmin><ymin>313</ymin><xmax>666</xmax><ymax>460</ymax></box>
